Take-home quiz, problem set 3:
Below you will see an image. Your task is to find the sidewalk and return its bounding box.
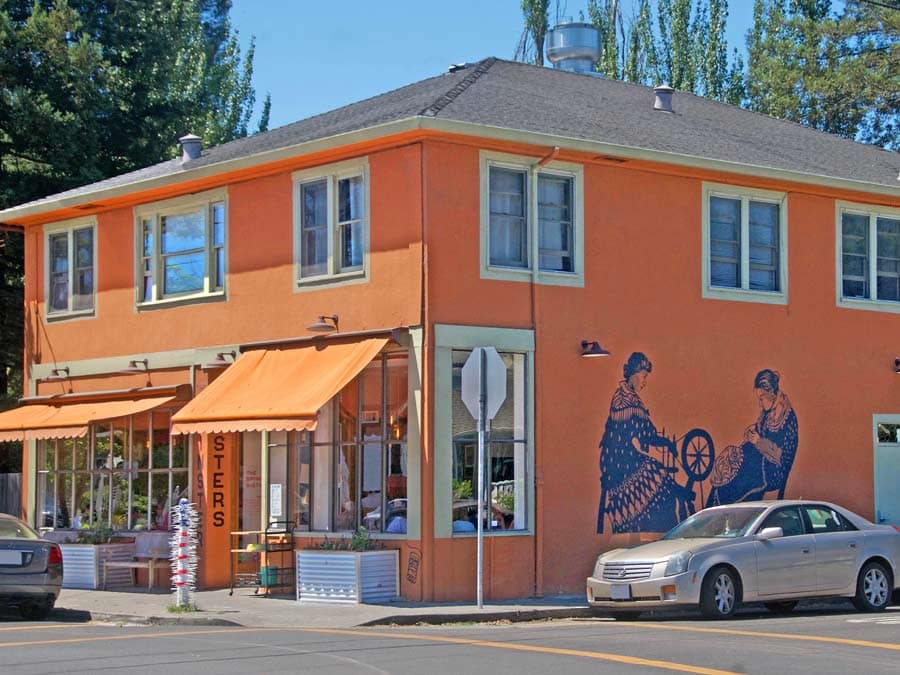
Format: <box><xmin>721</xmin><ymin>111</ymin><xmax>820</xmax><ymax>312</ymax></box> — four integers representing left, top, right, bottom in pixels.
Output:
<box><xmin>53</xmin><ymin>587</ymin><xmax>592</xmax><ymax>628</ymax></box>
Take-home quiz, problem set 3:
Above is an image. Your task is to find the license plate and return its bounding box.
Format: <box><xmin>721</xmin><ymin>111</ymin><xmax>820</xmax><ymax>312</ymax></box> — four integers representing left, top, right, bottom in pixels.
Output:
<box><xmin>610</xmin><ymin>584</ymin><xmax>631</xmax><ymax>600</ymax></box>
<box><xmin>0</xmin><ymin>550</ymin><xmax>22</xmax><ymax>565</ymax></box>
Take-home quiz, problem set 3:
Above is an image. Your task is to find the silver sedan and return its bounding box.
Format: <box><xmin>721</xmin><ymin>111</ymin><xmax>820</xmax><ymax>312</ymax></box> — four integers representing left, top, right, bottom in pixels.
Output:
<box><xmin>0</xmin><ymin>513</ymin><xmax>63</xmax><ymax>620</ymax></box>
<box><xmin>586</xmin><ymin>500</ymin><xmax>900</xmax><ymax>619</ymax></box>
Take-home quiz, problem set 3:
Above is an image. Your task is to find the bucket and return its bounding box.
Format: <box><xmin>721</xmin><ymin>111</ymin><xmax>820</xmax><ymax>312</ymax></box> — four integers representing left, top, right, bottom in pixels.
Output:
<box><xmin>258</xmin><ymin>566</ymin><xmax>278</xmax><ymax>587</ymax></box>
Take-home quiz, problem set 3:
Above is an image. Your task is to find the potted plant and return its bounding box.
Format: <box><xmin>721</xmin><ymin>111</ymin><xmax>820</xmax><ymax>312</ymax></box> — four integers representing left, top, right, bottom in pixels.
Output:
<box><xmin>57</xmin><ymin>527</ymin><xmax>136</xmax><ymax>589</ymax></box>
<box><xmin>296</xmin><ymin>527</ymin><xmax>399</xmax><ymax>604</ymax></box>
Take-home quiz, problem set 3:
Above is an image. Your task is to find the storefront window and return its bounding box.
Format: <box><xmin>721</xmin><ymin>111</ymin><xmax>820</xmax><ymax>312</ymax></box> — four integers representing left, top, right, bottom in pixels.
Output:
<box><xmin>272</xmin><ymin>353</ymin><xmax>408</xmax><ymax>534</ymax></box>
<box><xmin>35</xmin><ymin>408</ymin><xmax>188</xmax><ymax>531</ymax></box>
<box><xmin>450</xmin><ymin>350</ymin><xmax>528</xmax><ymax>533</ymax></box>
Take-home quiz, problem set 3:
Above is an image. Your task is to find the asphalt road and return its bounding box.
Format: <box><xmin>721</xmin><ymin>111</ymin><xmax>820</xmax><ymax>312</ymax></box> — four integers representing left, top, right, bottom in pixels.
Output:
<box><xmin>0</xmin><ymin>605</ymin><xmax>898</xmax><ymax>674</ymax></box>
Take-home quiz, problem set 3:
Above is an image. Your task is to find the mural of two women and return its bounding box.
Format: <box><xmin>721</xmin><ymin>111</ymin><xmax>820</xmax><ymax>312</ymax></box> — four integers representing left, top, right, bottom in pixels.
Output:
<box><xmin>596</xmin><ymin>353</ymin><xmax>799</xmax><ymax>535</ymax></box>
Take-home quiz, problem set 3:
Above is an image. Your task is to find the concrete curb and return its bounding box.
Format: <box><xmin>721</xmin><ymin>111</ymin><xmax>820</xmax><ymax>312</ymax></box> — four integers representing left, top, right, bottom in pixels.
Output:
<box><xmin>359</xmin><ymin>606</ymin><xmax>594</xmax><ymax>626</ymax></box>
<box><xmin>52</xmin><ymin>608</ymin><xmax>242</xmax><ymax>627</ymax></box>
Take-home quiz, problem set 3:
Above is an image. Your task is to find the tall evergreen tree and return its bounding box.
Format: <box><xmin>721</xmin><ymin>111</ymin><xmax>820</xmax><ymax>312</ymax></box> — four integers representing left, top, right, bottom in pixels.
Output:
<box><xmin>0</xmin><ymin>0</ymin><xmax>265</xmax><ymax>425</ymax></box>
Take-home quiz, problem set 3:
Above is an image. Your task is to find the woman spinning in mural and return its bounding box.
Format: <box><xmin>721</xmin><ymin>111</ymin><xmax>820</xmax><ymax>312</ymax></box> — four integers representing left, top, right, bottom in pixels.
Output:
<box><xmin>597</xmin><ymin>352</ymin><xmax>693</xmax><ymax>534</ymax></box>
<box><xmin>706</xmin><ymin>369</ymin><xmax>799</xmax><ymax>506</ymax></box>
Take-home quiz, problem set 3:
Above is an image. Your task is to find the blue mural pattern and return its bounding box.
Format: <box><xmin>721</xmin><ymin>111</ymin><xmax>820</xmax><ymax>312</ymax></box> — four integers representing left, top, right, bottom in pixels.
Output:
<box><xmin>706</xmin><ymin>369</ymin><xmax>799</xmax><ymax>506</ymax></box>
<box><xmin>597</xmin><ymin>358</ymin><xmax>799</xmax><ymax>534</ymax></box>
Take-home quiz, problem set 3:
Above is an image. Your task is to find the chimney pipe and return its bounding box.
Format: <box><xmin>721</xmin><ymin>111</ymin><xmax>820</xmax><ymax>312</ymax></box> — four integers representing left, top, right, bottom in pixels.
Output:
<box><xmin>178</xmin><ymin>134</ymin><xmax>202</xmax><ymax>162</ymax></box>
<box><xmin>653</xmin><ymin>84</ymin><xmax>675</xmax><ymax>113</ymax></box>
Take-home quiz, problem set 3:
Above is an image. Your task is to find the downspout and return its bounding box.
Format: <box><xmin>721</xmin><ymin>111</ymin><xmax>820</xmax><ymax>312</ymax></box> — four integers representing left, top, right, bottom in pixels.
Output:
<box><xmin>419</xmin><ymin>140</ymin><xmax>433</xmax><ymax>601</ymax></box>
<box><xmin>530</xmin><ymin>146</ymin><xmax>558</xmax><ymax>598</ymax></box>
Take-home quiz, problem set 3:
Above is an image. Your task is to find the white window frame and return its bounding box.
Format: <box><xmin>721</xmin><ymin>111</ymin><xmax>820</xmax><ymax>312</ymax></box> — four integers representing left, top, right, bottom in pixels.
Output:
<box><xmin>134</xmin><ymin>188</ymin><xmax>228</xmax><ymax>308</ymax></box>
<box><xmin>836</xmin><ymin>201</ymin><xmax>900</xmax><ymax>314</ymax></box>
<box><xmin>433</xmin><ymin>324</ymin><xmax>535</xmax><ymax>538</ymax></box>
<box><xmin>480</xmin><ymin>150</ymin><xmax>584</xmax><ymax>287</ymax></box>
<box><xmin>702</xmin><ymin>182</ymin><xmax>788</xmax><ymax>305</ymax></box>
<box><xmin>43</xmin><ymin>216</ymin><xmax>97</xmax><ymax>320</ymax></box>
<box><xmin>292</xmin><ymin>158</ymin><xmax>370</xmax><ymax>289</ymax></box>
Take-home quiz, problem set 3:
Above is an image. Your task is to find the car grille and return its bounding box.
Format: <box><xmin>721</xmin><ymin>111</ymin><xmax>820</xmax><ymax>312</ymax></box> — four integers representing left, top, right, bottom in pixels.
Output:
<box><xmin>602</xmin><ymin>562</ymin><xmax>654</xmax><ymax>581</ymax></box>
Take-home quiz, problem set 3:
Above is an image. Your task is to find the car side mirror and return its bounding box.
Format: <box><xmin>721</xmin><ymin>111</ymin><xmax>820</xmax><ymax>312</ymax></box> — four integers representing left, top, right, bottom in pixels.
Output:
<box><xmin>757</xmin><ymin>526</ymin><xmax>784</xmax><ymax>540</ymax></box>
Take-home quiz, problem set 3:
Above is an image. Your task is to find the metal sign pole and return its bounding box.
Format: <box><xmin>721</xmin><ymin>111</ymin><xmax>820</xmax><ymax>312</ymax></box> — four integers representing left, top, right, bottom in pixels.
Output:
<box><xmin>477</xmin><ymin>348</ymin><xmax>486</xmax><ymax>610</ymax></box>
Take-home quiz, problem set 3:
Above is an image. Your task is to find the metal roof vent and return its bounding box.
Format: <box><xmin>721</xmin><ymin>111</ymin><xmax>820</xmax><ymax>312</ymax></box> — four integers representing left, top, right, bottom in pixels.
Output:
<box><xmin>178</xmin><ymin>134</ymin><xmax>202</xmax><ymax>162</ymax></box>
<box><xmin>546</xmin><ymin>21</ymin><xmax>600</xmax><ymax>74</ymax></box>
<box><xmin>653</xmin><ymin>84</ymin><xmax>675</xmax><ymax>113</ymax></box>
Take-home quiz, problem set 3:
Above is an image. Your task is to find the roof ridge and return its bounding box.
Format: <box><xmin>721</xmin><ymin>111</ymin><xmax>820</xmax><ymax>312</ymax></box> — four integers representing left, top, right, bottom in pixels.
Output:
<box><xmin>419</xmin><ymin>57</ymin><xmax>497</xmax><ymax>118</ymax></box>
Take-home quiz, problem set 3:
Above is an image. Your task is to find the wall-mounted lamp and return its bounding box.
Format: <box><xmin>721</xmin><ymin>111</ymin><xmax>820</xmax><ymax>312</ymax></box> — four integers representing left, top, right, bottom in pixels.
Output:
<box><xmin>41</xmin><ymin>366</ymin><xmax>72</xmax><ymax>393</ymax></box>
<box><xmin>204</xmin><ymin>351</ymin><xmax>237</xmax><ymax>368</ymax></box>
<box><xmin>43</xmin><ymin>366</ymin><xmax>70</xmax><ymax>382</ymax></box>
<box><xmin>307</xmin><ymin>314</ymin><xmax>339</xmax><ymax>333</ymax></box>
<box><xmin>118</xmin><ymin>358</ymin><xmax>149</xmax><ymax>375</ymax></box>
<box><xmin>581</xmin><ymin>340</ymin><xmax>611</xmax><ymax>358</ymax></box>
<box><xmin>895</xmin><ymin>357</ymin><xmax>900</xmax><ymax>374</ymax></box>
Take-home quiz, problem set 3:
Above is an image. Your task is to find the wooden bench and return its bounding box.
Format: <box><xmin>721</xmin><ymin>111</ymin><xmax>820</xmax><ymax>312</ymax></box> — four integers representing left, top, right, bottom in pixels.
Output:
<box><xmin>103</xmin><ymin>548</ymin><xmax>169</xmax><ymax>590</ymax></box>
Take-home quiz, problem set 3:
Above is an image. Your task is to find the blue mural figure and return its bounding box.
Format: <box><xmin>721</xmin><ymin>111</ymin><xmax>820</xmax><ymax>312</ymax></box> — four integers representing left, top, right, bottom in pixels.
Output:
<box><xmin>706</xmin><ymin>369</ymin><xmax>799</xmax><ymax>506</ymax></box>
<box><xmin>597</xmin><ymin>353</ymin><xmax>694</xmax><ymax>534</ymax></box>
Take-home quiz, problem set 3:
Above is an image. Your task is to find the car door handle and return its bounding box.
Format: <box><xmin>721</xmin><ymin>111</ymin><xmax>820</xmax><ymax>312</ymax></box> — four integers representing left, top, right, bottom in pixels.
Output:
<box><xmin>801</xmin><ymin>548</ymin><xmax>811</xmax><ymax>554</ymax></box>
<box><xmin>849</xmin><ymin>543</ymin><xmax>857</xmax><ymax>548</ymax></box>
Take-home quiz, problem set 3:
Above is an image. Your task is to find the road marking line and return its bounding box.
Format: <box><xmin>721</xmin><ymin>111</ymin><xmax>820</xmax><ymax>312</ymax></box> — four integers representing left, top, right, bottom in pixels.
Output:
<box><xmin>622</xmin><ymin>622</ymin><xmax>900</xmax><ymax>651</ymax></box>
<box><xmin>0</xmin><ymin>625</ymin><xmax>72</xmax><ymax>633</ymax></box>
<box><xmin>0</xmin><ymin>625</ymin><xmax>738</xmax><ymax>674</ymax></box>
<box><xmin>300</xmin><ymin>627</ymin><xmax>740</xmax><ymax>675</ymax></box>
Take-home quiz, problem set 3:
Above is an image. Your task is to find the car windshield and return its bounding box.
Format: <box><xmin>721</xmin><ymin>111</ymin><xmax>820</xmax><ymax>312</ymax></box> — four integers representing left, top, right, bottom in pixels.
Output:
<box><xmin>661</xmin><ymin>507</ymin><xmax>766</xmax><ymax>539</ymax></box>
<box><xmin>0</xmin><ymin>518</ymin><xmax>40</xmax><ymax>540</ymax></box>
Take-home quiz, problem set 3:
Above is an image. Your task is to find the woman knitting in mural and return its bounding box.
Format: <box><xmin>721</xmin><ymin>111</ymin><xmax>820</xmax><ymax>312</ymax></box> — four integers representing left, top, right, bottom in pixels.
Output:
<box><xmin>597</xmin><ymin>352</ymin><xmax>694</xmax><ymax>534</ymax></box>
<box><xmin>706</xmin><ymin>369</ymin><xmax>799</xmax><ymax>506</ymax></box>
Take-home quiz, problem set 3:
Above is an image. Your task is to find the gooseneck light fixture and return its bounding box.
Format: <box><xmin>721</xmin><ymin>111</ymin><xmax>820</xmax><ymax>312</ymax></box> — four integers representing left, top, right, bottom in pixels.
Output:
<box><xmin>204</xmin><ymin>351</ymin><xmax>237</xmax><ymax>368</ymax></box>
<box><xmin>118</xmin><ymin>358</ymin><xmax>151</xmax><ymax>386</ymax></box>
<box><xmin>307</xmin><ymin>314</ymin><xmax>339</xmax><ymax>333</ymax></box>
<box><xmin>895</xmin><ymin>357</ymin><xmax>900</xmax><ymax>374</ymax></box>
<box><xmin>42</xmin><ymin>366</ymin><xmax>73</xmax><ymax>393</ymax></box>
<box><xmin>118</xmin><ymin>358</ymin><xmax>149</xmax><ymax>375</ymax></box>
<box><xmin>581</xmin><ymin>340</ymin><xmax>611</xmax><ymax>358</ymax></box>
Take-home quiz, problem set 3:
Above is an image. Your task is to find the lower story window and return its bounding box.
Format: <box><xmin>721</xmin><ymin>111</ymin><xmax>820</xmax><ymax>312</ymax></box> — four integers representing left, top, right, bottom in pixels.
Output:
<box><xmin>249</xmin><ymin>353</ymin><xmax>408</xmax><ymax>534</ymax></box>
<box><xmin>450</xmin><ymin>350</ymin><xmax>528</xmax><ymax>532</ymax></box>
<box><xmin>35</xmin><ymin>409</ymin><xmax>188</xmax><ymax>531</ymax></box>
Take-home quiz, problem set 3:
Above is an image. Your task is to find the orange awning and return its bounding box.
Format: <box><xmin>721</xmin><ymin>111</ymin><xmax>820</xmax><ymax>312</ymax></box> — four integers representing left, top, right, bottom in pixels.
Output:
<box><xmin>0</xmin><ymin>396</ymin><xmax>177</xmax><ymax>442</ymax></box>
<box><xmin>170</xmin><ymin>338</ymin><xmax>389</xmax><ymax>435</ymax></box>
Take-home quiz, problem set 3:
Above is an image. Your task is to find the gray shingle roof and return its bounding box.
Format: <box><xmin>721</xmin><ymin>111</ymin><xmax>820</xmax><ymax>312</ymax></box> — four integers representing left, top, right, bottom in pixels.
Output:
<box><xmin>5</xmin><ymin>58</ymin><xmax>898</xmax><ymax>215</ymax></box>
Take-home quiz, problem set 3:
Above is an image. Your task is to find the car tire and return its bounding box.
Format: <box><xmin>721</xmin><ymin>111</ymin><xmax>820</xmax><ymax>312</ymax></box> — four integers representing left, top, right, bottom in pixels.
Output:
<box><xmin>764</xmin><ymin>600</ymin><xmax>797</xmax><ymax>615</ymax></box>
<box><xmin>19</xmin><ymin>601</ymin><xmax>54</xmax><ymax>621</ymax></box>
<box><xmin>700</xmin><ymin>566</ymin><xmax>739</xmax><ymax>619</ymax></box>
<box><xmin>852</xmin><ymin>561</ymin><xmax>891</xmax><ymax>612</ymax></box>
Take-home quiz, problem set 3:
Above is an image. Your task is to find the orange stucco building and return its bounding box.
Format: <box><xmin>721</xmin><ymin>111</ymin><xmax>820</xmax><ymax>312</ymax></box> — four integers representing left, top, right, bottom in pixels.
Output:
<box><xmin>1</xmin><ymin>58</ymin><xmax>898</xmax><ymax>600</ymax></box>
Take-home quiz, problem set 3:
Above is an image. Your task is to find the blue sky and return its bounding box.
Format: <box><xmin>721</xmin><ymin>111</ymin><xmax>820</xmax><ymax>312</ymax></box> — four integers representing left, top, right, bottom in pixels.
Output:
<box><xmin>230</xmin><ymin>1</ymin><xmax>756</xmax><ymax>130</ymax></box>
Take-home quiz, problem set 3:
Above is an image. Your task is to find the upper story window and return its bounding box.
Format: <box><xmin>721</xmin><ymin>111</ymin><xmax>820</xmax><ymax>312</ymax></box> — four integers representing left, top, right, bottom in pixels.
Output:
<box><xmin>293</xmin><ymin>159</ymin><xmax>369</xmax><ymax>287</ymax></box>
<box><xmin>838</xmin><ymin>202</ymin><xmax>900</xmax><ymax>313</ymax></box>
<box><xmin>135</xmin><ymin>189</ymin><xmax>227</xmax><ymax>306</ymax></box>
<box><xmin>480</xmin><ymin>151</ymin><xmax>584</xmax><ymax>287</ymax></box>
<box><xmin>702</xmin><ymin>182</ymin><xmax>788</xmax><ymax>305</ymax></box>
<box><xmin>44</xmin><ymin>218</ymin><xmax>96</xmax><ymax>319</ymax></box>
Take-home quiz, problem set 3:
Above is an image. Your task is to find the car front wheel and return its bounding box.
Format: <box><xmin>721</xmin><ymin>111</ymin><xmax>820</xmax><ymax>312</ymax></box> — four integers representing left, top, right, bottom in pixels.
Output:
<box><xmin>700</xmin><ymin>566</ymin><xmax>739</xmax><ymax>619</ymax></box>
<box><xmin>852</xmin><ymin>561</ymin><xmax>891</xmax><ymax>612</ymax></box>
<box><xmin>19</xmin><ymin>601</ymin><xmax>54</xmax><ymax>621</ymax></box>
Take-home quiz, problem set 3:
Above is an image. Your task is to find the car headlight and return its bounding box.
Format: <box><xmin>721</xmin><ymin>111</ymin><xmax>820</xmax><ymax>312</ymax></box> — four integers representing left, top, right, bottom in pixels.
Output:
<box><xmin>664</xmin><ymin>551</ymin><xmax>692</xmax><ymax>576</ymax></box>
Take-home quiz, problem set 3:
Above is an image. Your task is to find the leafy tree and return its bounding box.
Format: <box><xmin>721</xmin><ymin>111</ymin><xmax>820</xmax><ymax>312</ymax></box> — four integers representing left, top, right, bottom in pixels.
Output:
<box><xmin>624</xmin><ymin>0</ymin><xmax>657</xmax><ymax>83</ymax></box>
<box><xmin>518</xmin><ymin>0</ymin><xmax>551</xmax><ymax>66</ymax></box>
<box><xmin>745</xmin><ymin>0</ymin><xmax>897</xmax><ymax>148</ymax></box>
<box><xmin>0</xmin><ymin>0</ymin><xmax>266</xmax><ymax>470</ymax></box>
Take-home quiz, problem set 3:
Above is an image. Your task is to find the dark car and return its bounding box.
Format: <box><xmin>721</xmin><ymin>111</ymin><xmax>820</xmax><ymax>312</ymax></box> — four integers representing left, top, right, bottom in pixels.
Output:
<box><xmin>0</xmin><ymin>513</ymin><xmax>63</xmax><ymax>620</ymax></box>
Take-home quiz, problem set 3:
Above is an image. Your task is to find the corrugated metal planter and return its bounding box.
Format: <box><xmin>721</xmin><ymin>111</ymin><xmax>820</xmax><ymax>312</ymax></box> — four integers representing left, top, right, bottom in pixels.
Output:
<box><xmin>296</xmin><ymin>549</ymin><xmax>399</xmax><ymax>604</ymax></box>
<box><xmin>59</xmin><ymin>543</ymin><xmax>136</xmax><ymax>589</ymax></box>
